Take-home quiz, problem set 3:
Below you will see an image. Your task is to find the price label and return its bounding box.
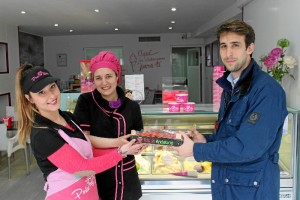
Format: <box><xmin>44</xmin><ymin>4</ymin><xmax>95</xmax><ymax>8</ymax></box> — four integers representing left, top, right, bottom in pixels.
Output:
<box><xmin>280</xmin><ymin>191</ymin><xmax>293</xmax><ymax>200</ymax></box>
<box><xmin>162</xmin><ymin>154</ymin><xmax>174</xmax><ymax>165</ymax></box>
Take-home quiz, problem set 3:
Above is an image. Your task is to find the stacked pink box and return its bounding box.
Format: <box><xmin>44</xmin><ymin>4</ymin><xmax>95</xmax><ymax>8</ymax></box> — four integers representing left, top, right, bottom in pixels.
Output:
<box><xmin>213</xmin><ymin>66</ymin><xmax>225</xmax><ymax>105</ymax></box>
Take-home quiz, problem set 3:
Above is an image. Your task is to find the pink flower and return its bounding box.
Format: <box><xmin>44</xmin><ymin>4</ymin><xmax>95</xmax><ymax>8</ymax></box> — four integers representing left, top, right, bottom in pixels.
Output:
<box><xmin>264</xmin><ymin>55</ymin><xmax>278</xmax><ymax>68</ymax></box>
<box><xmin>261</xmin><ymin>38</ymin><xmax>297</xmax><ymax>82</ymax></box>
<box><xmin>270</xmin><ymin>48</ymin><xmax>283</xmax><ymax>58</ymax></box>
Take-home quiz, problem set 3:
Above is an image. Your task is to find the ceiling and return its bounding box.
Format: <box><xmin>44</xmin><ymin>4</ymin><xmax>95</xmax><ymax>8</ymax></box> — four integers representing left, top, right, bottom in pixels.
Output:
<box><xmin>0</xmin><ymin>0</ymin><xmax>238</xmax><ymax>37</ymax></box>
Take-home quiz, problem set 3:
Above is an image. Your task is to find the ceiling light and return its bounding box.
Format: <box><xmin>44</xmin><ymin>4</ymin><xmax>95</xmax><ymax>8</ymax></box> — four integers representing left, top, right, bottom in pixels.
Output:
<box><xmin>171</xmin><ymin>21</ymin><xmax>175</xmax><ymax>24</ymax></box>
<box><xmin>54</xmin><ymin>24</ymin><xmax>58</xmax><ymax>27</ymax></box>
<box><xmin>169</xmin><ymin>27</ymin><xmax>173</xmax><ymax>30</ymax></box>
<box><xmin>115</xmin><ymin>28</ymin><xmax>119</xmax><ymax>31</ymax></box>
<box><xmin>21</xmin><ymin>11</ymin><xmax>26</xmax><ymax>14</ymax></box>
<box><xmin>171</xmin><ymin>7</ymin><xmax>176</xmax><ymax>12</ymax></box>
<box><xmin>94</xmin><ymin>9</ymin><xmax>99</xmax><ymax>13</ymax></box>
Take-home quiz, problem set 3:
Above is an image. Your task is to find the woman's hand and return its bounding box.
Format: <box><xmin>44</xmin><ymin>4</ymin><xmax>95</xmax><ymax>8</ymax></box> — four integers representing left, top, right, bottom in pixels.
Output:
<box><xmin>118</xmin><ymin>140</ymin><xmax>147</xmax><ymax>156</ymax></box>
<box><xmin>114</xmin><ymin>135</ymin><xmax>131</xmax><ymax>147</ymax></box>
<box><xmin>130</xmin><ymin>144</ymin><xmax>149</xmax><ymax>155</ymax></box>
<box><xmin>88</xmin><ymin>135</ymin><xmax>130</xmax><ymax>148</ymax></box>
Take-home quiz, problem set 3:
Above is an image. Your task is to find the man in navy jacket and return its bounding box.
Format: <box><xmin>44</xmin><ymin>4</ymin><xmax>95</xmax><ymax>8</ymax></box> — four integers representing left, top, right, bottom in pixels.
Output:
<box><xmin>175</xmin><ymin>20</ymin><xmax>287</xmax><ymax>200</ymax></box>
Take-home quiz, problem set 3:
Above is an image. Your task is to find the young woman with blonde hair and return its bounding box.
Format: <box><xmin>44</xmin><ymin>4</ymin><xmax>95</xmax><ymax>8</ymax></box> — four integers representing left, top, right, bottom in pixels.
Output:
<box><xmin>15</xmin><ymin>64</ymin><xmax>143</xmax><ymax>200</ymax></box>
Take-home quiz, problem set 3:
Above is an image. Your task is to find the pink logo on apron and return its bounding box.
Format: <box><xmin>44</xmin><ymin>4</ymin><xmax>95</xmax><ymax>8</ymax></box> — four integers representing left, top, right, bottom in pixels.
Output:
<box><xmin>46</xmin><ymin>175</ymin><xmax>99</xmax><ymax>200</ymax></box>
<box><xmin>71</xmin><ymin>176</ymin><xmax>97</xmax><ymax>199</ymax></box>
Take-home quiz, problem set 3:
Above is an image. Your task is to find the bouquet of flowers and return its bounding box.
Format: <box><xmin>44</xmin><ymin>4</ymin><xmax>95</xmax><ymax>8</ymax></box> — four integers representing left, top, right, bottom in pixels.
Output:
<box><xmin>261</xmin><ymin>38</ymin><xmax>297</xmax><ymax>83</ymax></box>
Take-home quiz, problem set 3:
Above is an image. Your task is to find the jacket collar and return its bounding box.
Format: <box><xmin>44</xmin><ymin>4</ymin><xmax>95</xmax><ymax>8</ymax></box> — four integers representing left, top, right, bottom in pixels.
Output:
<box><xmin>217</xmin><ymin>59</ymin><xmax>259</xmax><ymax>95</ymax></box>
<box><xmin>92</xmin><ymin>86</ymin><xmax>127</xmax><ymax>111</ymax></box>
<box><xmin>34</xmin><ymin>110</ymin><xmax>72</xmax><ymax>129</ymax></box>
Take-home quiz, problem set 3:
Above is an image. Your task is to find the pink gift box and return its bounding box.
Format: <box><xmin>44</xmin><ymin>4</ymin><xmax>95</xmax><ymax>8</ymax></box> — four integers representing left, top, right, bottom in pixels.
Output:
<box><xmin>168</xmin><ymin>102</ymin><xmax>181</xmax><ymax>112</ymax></box>
<box><xmin>175</xmin><ymin>93</ymin><xmax>188</xmax><ymax>103</ymax></box>
<box><xmin>182</xmin><ymin>102</ymin><xmax>195</xmax><ymax>112</ymax></box>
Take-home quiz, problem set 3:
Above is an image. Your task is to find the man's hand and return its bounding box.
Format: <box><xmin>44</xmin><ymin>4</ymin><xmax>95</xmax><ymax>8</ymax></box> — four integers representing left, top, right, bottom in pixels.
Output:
<box><xmin>173</xmin><ymin>133</ymin><xmax>194</xmax><ymax>157</ymax></box>
<box><xmin>187</xmin><ymin>129</ymin><xmax>206</xmax><ymax>143</ymax></box>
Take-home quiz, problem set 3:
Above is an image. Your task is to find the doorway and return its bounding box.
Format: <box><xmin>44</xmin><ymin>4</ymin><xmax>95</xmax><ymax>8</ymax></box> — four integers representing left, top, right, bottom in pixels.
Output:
<box><xmin>171</xmin><ymin>47</ymin><xmax>202</xmax><ymax>103</ymax></box>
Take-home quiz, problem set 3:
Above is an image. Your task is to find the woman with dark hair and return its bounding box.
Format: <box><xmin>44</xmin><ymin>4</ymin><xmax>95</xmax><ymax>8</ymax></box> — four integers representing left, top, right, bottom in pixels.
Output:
<box><xmin>74</xmin><ymin>51</ymin><xmax>146</xmax><ymax>200</ymax></box>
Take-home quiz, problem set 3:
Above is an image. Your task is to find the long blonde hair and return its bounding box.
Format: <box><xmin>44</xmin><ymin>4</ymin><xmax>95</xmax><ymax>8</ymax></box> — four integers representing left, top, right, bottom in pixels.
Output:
<box><xmin>15</xmin><ymin>65</ymin><xmax>37</xmax><ymax>145</ymax></box>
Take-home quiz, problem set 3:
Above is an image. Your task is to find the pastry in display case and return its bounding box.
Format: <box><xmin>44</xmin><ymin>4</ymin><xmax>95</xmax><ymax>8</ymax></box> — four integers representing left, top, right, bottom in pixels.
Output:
<box><xmin>154</xmin><ymin>144</ymin><xmax>174</xmax><ymax>152</ymax></box>
<box><xmin>152</xmin><ymin>150</ymin><xmax>182</xmax><ymax>174</ymax></box>
<box><xmin>141</xmin><ymin>144</ymin><xmax>153</xmax><ymax>154</ymax></box>
<box><xmin>135</xmin><ymin>155</ymin><xmax>151</xmax><ymax>175</ymax></box>
<box><xmin>137</xmin><ymin>145</ymin><xmax>212</xmax><ymax>176</ymax></box>
<box><xmin>183</xmin><ymin>157</ymin><xmax>212</xmax><ymax>174</ymax></box>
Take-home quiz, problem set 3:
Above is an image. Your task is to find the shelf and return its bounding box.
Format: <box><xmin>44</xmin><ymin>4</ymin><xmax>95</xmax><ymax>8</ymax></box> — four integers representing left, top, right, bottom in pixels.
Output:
<box><xmin>140</xmin><ymin>104</ymin><xmax>219</xmax><ymax>115</ymax></box>
<box><xmin>69</xmin><ymin>83</ymin><xmax>80</xmax><ymax>90</ymax></box>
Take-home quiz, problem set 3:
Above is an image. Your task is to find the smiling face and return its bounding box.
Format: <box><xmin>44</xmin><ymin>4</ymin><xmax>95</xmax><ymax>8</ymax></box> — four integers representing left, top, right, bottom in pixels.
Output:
<box><xmin>26</xmin><ymin>82</ymin><xmax>61</xmax><ymax>116</ymax></box>
<box><xmin>219</xmin><ymin>32</ymin><xmax>254</xmax><ymax>79</ymax></box>
<box><xmin>93</xmin><ymin>67</ymin><xmax>118</xmax><ymax>101</ymax></box>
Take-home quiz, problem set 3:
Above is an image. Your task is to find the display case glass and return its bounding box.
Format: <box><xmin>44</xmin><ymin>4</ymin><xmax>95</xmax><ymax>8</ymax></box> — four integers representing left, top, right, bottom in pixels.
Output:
<box><xmin>161</xmin><ymin>77</ymin><xmax>188</xmax><ymax>104</ymax></box>
<box><xmin>279</xmin><ymin>108</ymin><xmax>299</xmax><ymax>181</ymax></box>
<box><xmin>138</xmin><ymin>104</ymin><xmax>218</xmax><ymax>183</ymax></box>
<box><xmin>138</xmin><ymin>104</ymin><xmax>299</xmax><ymax>199</ymax></box>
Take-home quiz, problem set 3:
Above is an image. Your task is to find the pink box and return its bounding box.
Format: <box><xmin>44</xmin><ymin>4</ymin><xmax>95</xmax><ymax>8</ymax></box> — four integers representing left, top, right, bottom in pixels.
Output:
<box><xmin>213</xmin><ymin>66</ymin><xmax>225</xmax><ymax>73</ymax></box>
<box><xmin>168</xmin><ymin>102</ymin><xmax>181</xmax><ymax>112</ymax></box>
<box><xmin>163</xmin><ymin>90</ymin><xmax>188</xmax><ymax>104</ymax></box>
<box><xmin>182</xmin><ymin>102</ymin><xmax>195</xmax><ymax>112</ymax></box>
<box><xmin>175</xmin><ymin>93</ymin><xmax>188</xmax><ymax>103</ymax></box>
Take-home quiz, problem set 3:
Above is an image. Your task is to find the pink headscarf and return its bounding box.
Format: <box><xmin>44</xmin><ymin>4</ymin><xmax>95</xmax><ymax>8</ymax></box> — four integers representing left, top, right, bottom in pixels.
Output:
<box><xmin>89</xmin><ymin>51</ymin><xmax>121</xmax><ymax>84</ymax></box>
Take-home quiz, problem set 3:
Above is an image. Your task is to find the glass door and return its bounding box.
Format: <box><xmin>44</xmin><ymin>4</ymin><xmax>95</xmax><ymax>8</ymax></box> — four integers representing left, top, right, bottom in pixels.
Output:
<box><xmin>187</xmin><ymin>48</ymin><xmax>201</xmax><ymax>103</ymax></box>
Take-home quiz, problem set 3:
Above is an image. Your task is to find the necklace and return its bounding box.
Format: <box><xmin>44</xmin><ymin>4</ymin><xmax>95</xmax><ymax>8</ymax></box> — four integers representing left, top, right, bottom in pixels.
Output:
<box><xmin>109</xmin><ymin>98</ymin><xmax>122</xmax><ymax>109</ymax></box>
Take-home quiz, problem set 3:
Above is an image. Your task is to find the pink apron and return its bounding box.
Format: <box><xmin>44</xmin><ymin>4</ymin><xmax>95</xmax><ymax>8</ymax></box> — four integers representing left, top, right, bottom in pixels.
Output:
<box><xmin>44</xmin><ymin>122</ymin><xmax>100</xmax><ymax>200</ymax></box>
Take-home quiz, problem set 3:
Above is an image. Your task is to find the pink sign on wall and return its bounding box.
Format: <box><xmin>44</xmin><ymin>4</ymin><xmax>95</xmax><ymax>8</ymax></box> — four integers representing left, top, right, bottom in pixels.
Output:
<box><xmin>129</xmin><ymin>49</ymin><xmax>166</xmax><ymax>72</ymax></box>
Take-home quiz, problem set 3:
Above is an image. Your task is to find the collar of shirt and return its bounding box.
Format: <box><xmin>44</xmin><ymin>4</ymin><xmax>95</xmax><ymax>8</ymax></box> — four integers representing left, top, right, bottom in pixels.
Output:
<box><xmin>227</xmin><ymin>73</ymin><xmax>240</xmax><ymax>89</ymax></box>
<box><xmin>34</xmin><ymin>110</ymin><xmax>73</xmax><ymax>131</ymax></box>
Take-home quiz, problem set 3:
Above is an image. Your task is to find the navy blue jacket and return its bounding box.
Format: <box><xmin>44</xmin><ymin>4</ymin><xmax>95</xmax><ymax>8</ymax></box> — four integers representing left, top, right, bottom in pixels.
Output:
<box><xmin>193</xmin><ymin>59</ymin><xmax>287</xmax><ymax>200</ymax></box>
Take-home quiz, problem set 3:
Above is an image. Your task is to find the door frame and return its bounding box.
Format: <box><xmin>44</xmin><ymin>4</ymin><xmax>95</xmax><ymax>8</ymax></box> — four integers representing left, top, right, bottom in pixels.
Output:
<box><xmin>171</xmin><ymin>45</ymin><xmax>205</xmax><ymax>103</ymax></box>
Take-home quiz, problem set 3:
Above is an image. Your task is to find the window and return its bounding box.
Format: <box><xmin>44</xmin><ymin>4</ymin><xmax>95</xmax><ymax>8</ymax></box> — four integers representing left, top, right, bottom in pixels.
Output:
<box><xmin>0</xmin><ymin>93</ymin><xmax>11</xmax><ymax>118</ymax></box>
<box><xmin>0</xmin><ymin>42</ymin><xmax>9</xmax><ymax>74</ymax></box>
<box><xmin>83</xmin><ymin>47</ymin><xmax>123</xmax><ymax>64</ymax></box>
<box><xmin>205</xmin><ymin>44</ymin><xmax>212</xmax><ymax>67</ymax></box>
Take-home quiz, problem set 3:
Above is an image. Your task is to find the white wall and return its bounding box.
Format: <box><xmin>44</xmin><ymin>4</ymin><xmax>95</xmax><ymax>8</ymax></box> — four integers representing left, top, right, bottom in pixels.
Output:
<box><xmin>1</xmin><ymin>0</ymin><xmax>300</xmax><ymax>109</ymax></box>
<box><xmin>244</xmin><ymin>0</ymin><xmax>300</xmax><ymax>109</ymax></box>
<box><xmin>44</xmin><ymin>34</ymin><xmax>203</xmax><ymax>90</ymax></box>
<box><xmin>0</xmin><ymin>21</ymin><xmax>20</xmax><ymax>106</ymax></box>
<box><xmin>193</xmin><ymin>0</ymin><xmax>243</xmax><ymax>38</ymax></box>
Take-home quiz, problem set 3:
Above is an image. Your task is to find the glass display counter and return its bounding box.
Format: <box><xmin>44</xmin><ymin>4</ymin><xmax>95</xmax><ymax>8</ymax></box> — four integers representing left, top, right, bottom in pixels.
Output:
<box><xmin>280</xmin><ymin>107</ymin><xmax>299</xmax><ymax>200</ymax></box>
<box><xmin>138</xmin><ymin>104</ymin><xmax>299</xmax><ymax>200</ymax></box>
<box><xmin>138</xmin><ymin>104</ymin><xmax>216</xmax><ymax>199</ymax></box>
<box><xmin>58</xmin><ymin>98</ymin><xmax>299</xmax><ymax>200</ymax></box>
<box><xmin>60</xmin><ymin>92</ymin><xmax>80</xmax><ymax>112</ymax></box>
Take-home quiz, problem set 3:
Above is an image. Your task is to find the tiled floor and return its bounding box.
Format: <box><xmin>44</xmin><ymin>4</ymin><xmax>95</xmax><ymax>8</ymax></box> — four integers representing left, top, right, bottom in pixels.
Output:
<box><xmin>0</xmin><ymin>149</ymin><xmax>45</xmax><ymax>200</ymax></box>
